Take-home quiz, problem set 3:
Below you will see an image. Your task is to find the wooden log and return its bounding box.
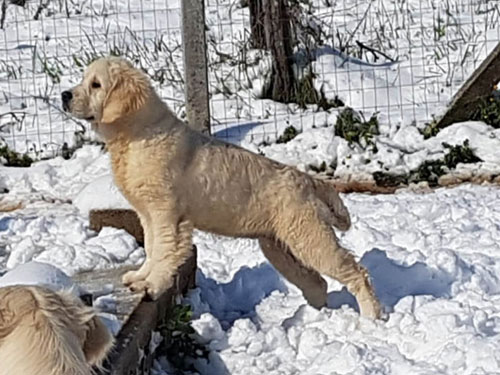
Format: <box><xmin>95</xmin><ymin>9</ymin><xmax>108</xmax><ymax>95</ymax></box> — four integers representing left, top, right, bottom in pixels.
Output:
<box><xmin>437</xmin><ymin>42</ymin><xmax>500</xmax><ymax>128</ymax></box>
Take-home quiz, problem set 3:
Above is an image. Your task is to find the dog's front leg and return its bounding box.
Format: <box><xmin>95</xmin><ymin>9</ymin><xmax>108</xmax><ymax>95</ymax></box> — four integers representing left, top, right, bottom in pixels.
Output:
<box><xmin>132</xmin><ymin>210</ymin><xmax>194</xmax><ymax>300</ymax></box>
<box><xmin>122</xmin><ymin>212</ymin><xmax>154</xmax><ymax>286</ymax></box>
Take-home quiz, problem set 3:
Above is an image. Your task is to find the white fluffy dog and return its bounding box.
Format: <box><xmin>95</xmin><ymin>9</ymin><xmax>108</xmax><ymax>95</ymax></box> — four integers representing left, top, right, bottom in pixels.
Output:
<box><xmin>63</xmin><ymin>56</ymin><xmax>381</xmax><ymax>319</ymax></box>
<box><xmin>0</xmin><ymin>285</ymin><xmax>113</xmax><ymax>375</ymax></box>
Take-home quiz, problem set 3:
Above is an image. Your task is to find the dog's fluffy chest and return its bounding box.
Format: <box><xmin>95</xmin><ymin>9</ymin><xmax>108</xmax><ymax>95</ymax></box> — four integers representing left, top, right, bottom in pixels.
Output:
<box><xmin>108</xmin><ymin>137</ymin><xmax>175</xmax><ymax>209</ymax></box>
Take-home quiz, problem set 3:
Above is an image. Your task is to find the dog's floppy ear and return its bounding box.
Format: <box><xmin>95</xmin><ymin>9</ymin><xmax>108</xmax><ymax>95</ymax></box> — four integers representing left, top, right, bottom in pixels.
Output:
<box><xmin>82</xmin><ymin>315</ymin><xmax>114</xmax><ymax>366</ymax></box>
<box><xmin>101</xmin><ymin>62</ymin><xmax>150</xmax><ymax>124</ymax></box>
<box><xmin>0</xmin><ymin>288</ymin><xmax>20</xmax><ymax>341</ymax></box>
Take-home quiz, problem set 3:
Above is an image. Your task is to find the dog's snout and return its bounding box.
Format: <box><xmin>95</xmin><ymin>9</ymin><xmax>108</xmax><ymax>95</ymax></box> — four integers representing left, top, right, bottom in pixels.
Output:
<box><xmin>61</xmin><ymin>90</ymin><xmax>72</xmax><ymax>110</ymax></box>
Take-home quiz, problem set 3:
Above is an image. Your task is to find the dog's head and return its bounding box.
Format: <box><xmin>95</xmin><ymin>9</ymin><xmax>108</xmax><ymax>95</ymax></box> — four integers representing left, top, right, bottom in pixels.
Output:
<box><xmin>0</xmin><ymin>285</ymin><xmax>114</xmax><ymax>369</ymax></box>
<box><xmin>62</xmin><ymin>56</ymin><xmax>151</xmax><ymax>126</ymax></box>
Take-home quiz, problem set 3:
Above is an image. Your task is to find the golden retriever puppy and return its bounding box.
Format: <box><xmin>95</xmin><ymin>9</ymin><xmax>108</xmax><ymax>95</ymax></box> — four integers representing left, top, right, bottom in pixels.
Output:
<box><xmin>63</xmin><ymin>56</ymin><xmax>382</xmax><ymax>319</ymax></box>
<box><xmin>0</xmin><ymin>285</ymin><xmax>113</xmax><ymax>375</ymax></box>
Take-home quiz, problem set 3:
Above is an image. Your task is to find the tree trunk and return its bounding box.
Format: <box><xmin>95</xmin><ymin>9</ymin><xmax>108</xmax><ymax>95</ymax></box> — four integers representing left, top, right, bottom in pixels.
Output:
<box><xmin>249</xmin><ymin>0</ymin><xmax>297</xmax><ymax>103</ymax></box>
<box><xmin>249</xmin><ymin>0</ymin><xmax>265</xmax><ymax>49</ymax></box>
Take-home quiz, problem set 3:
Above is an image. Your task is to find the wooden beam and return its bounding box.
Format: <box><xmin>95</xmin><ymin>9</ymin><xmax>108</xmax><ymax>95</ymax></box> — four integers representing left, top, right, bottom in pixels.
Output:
<box><xmin>90</xmin><ymin>209</ymin><xmax>144</xmax><ymax>244</ymax></box>
<box><xmin>437</xmin><ymin>42</ymin><xmax>500</xmax><ymax>128</ymax></box>
<box><xmin>88</xmin><ymin>208</ymin><xmax>197</xmax><ymax>374</ymax></box>
<box><xmin>99</xmin><ymin>252</ymin><xmax>197</xmax><ymax>375</ymax></box>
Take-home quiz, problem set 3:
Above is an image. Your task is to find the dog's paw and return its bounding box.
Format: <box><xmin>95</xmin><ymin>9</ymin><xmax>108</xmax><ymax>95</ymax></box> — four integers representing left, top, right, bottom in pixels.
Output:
<box><xmin>143</xmin><ymin>274</ymin><xmax>175</xmax><ymax>301</ymax></box>
<box><xmin>358</xmin><ymin>298</ymin><xmax>383</xmax><ymax>320</ymax></box>
<box><xmin>126</xmin><ymin>279</ymin><xmax>149</xmax><ymax>294</ymax></box>
<box><xmin>122</xmin><ymin>270</ymin><xmax>146</xmax><ymax>286</ymax></box>
<box><xmin>122</xmin><ymin>261</ymin><xmax>152</xmax><ymax>286</ymax></box>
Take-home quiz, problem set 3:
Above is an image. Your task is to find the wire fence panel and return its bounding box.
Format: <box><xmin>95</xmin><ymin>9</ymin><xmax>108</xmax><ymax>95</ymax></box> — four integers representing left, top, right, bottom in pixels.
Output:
<box><xmin>1</xmin><ymin>0</ymin><xmax>499</xmax><ymax>158</ymax></box>
<box><xmin>206</xmin><ymin>0</ymin><xmax>500</xmax><ymax>145</ymax></box>
<box><xmin>0</xmin><ymin>0</ymin><xmax>185</xmax><ymax>158</ymax></box>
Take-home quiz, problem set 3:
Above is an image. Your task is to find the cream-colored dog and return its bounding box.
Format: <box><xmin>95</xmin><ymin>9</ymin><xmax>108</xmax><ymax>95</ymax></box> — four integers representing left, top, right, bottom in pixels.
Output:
<box><xmin>63</xmin><ymin>56</ymin><xmax>382</xmax><ymax>319</ymax></box>
<box><xmin>0</xmin><ymin>285</ymin><xmax>113</xmax><ymax>375</ymax></box>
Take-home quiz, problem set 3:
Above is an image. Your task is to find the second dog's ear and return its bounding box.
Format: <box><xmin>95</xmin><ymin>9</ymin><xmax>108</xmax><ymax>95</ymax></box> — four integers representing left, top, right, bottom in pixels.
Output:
<box><xmin>82</xmin><ymin>315</ymin><xmax>114</xmax><ymax>366</ymax></box>
<box><xmin>0</xmin><ymin>288</ymin><xmax>21</xmax><ymax>340</ymax></box>
<box><xmin>101</xmin><ymin>63</ymin><xmax>150</xmax><ymax>124</ymax></box>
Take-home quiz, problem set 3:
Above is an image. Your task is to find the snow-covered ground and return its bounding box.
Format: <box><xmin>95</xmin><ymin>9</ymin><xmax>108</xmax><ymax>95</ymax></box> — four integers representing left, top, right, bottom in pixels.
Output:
<box><xmin>1</xmin><ymin>143</ymin><xmax>500</xmax><ymax>374</ymax></box>
<box><xmin>1</xmin><ymin>0</ymin><xmax>500</xmax><ymax>373</ymax></box>
<box><xmin>256</xmin><ymin>120</ymin><xmax>500</xmax><ymax>183</ymax></box>
<box><xmin>180</xmin><ymin>185</ymin><xmax>500</xmax><ymax>375</ymax></box>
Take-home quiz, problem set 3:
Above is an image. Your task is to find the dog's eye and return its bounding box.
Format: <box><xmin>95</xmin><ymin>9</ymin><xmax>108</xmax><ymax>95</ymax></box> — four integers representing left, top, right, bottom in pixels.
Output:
<box><xmin>91</xmin><ymin>81</ymin><xmax>101</xmax><ymax>89</ymax></box>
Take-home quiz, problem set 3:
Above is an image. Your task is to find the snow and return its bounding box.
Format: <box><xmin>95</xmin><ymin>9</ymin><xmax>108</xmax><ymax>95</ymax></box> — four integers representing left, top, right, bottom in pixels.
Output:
<box><xmin>0</xmin><ymin>261</ymin><xmax>80</xmax><ymax>296</ymax></box>
<box><xmin>1</xmin><ymin>0</ymin><xmax>500</xmax><ymax>373</ymax></box>
<box><xmin>0</xmin><ymin>145</ymin><xmax>111</xmax><ymax>201</ymax></box>
<box><xmin>258</xmin><ymin>120</ymin><xmax>500</xmax><ymax>181</ymax></box>
<box><xmin>170</xmin><ymin>184</ymin><xmax>500</xmax><ymax>375</ymax></box>
<box><xmin>0</xmin><ymin>147</ymin><xmax>143</xmax><ymax>276</ymax></box>
<box><xmin>1</xmin><ymin>203</ymin><xmax>143</xmax><ymax>276</ymax></box>
<box><xmin>74</xmin><ymin>174</ymin><xmax>131</xmax><ymax>216</ymax></box>
<box><xmin>1</xmin><ymin>127</ymin><xmax>500</xmax><ymax>374</ymax></box>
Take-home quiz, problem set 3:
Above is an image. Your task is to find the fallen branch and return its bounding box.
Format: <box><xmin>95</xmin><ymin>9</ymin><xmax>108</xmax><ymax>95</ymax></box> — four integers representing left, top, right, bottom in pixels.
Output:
<box><xmin>355</xmin><ymin>40</ymin><xmax>396</xmax><ymax>63</ymax></box>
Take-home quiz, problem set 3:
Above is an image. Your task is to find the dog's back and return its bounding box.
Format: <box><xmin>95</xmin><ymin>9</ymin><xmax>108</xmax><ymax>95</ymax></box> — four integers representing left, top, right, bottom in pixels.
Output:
<box><xmin>0</xmin><ymin>285</ymin><xmax>112</xmax><ymax>375</ymax></box>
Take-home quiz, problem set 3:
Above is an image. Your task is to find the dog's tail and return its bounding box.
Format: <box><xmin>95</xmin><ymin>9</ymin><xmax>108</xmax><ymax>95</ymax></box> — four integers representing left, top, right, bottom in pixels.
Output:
<box><xmin>0</xmin><ymin>286</ymin><xmax>112</xmax><ymax>375</ymax></box>
<box><xmin>312</xmin><ymin>178</ymin><xmax>351</xmax><ymax>231</ymax></box>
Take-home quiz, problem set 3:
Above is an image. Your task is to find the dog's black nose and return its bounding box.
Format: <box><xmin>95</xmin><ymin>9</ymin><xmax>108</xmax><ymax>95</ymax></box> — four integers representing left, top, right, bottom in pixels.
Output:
<box><xmin>61</xmin><ymin>90</ymin><xmax>72</xmax><ymax>104</ymax></box>
<box><xmin>61</xmin><ymin>90</ymin><xmax>72</xmax><ymax>111</ymax></box>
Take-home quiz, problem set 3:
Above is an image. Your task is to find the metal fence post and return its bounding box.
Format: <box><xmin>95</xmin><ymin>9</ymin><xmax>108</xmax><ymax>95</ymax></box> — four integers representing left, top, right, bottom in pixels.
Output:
<box><xmin>181</xmin><ymin>0</ymin><xmax>211</xmax><ymax>135</ymax></box>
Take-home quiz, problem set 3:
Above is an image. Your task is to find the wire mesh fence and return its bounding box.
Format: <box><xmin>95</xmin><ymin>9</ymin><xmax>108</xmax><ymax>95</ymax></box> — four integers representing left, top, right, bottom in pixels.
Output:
<box><xmin>206</xmin><ymin>0</ymin><xmax>500</xmax><ymax>144</ymax></box>
<box><xmin>0</xmin><ymin>0</ymin><xmax>185</xmax><ymax>158</ymax></box>
<box><xmin>0</xmin><ymin>0</ymin><xmax>499</xmax><ymax>158</ymax></box>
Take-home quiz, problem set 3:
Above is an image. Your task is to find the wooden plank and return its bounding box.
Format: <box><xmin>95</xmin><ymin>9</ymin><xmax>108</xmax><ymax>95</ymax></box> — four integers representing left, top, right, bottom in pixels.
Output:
<box><xmin>101</xmin><ymin>251</ymin><xmax>197</xmax><ymax>375</ymax></box>
<box><xmin>437</xmin><ymin>42</ymin><xmax>500</xmax><ymax>128</ymax></box>
<box><xmin>77</xmin><ymin>250</ymin><xmax>197</xmax><ymax>375</ymax></box>
<box><xmin>182</xmin><ymin>0</ymin><xmax>211</xmax><ymax>134</ymax></box>
<box><xmin>74</xmin><ymin>265</ymin><xmax>143</xmax><ymax>326</ymax></box>
<box><xmin>85</xmin><ymin>208</ymin><xmax>198</xmax><ymax>374</ymax></box>
<box><xmin>90</xmin><ymin>209</ymin><xmax>144</xmax><ymax>244</ymax></box>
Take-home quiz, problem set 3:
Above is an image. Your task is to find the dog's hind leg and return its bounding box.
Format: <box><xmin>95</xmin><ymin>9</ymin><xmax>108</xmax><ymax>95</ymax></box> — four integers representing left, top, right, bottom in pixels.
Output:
<box><xmin>274</xmin><ymin>200</ymin><xmax>381</xmax><ymax>319</ymax></box>
<box><xmin>259</xmin><ymin>237</ymin><xmax>327</xmax><ymax>309</ymax></box>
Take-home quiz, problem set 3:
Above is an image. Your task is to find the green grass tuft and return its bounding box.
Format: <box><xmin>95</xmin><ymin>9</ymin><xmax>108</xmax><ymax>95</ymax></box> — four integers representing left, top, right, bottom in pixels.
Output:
<box><xmin>420</xmin><ymin>117</ymin><xmax>440</xmax><ymax>139</ymax></box>
<box><xmin>157</xmin><ymin>304</ymin><xmax>209</xmax><ymax>372</ymax></box>
<box><xmin>335</xmin><ymin>107</ymin><xmax>379</xmax><ymax>149</ymax></box>
<box><xmin>308</xmin><ymin>161</ymin><xmax>327</xmax><ymax>173</ymax></box>
<box><xmin>0</xmin><ymin>145</ymin><xmax>34</xmax><ymax>167</ymax></box>
<box><xmin>471</xmin><ymin>95</ymin><xmax>500</xmax><ymax>129</ymax></box>
<box><xmin>276</xmin><ymin>126</ymin><xmax>300</xmax><ymax>144</ymax></box>
<box><xmin>293</xmin><ymin>70</ymin><xmax>344</xmax><ymax>111</ymax></box>
<box><xmin>442</xmin><ymin>139</ymin><xmax>481</xmax><ymax>168</ymax></box>
<box><xmin>373</xmin><ymin>139</ymin><xmax>482</xmax><ymax>187</ymax></box>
